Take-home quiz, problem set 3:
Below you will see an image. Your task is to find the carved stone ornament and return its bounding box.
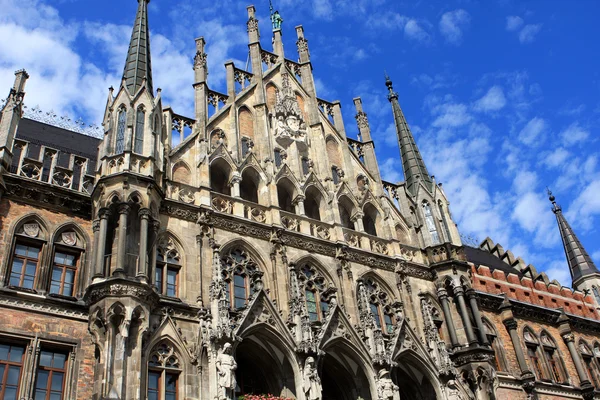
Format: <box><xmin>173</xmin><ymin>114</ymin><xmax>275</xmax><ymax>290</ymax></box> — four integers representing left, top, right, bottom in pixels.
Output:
<box><xmin>272</xmin><ymin>73</ymin><xmax>307</xmax><ymax>148</ymax></box>
<box><xmin>61</xmin><ymin>231</ymin><xmax>77</xmax><ymax>246</ymax></box>
<box><xmin>23</xmin><ymin>222</ymin><xmax>40</xmax><ymax>237</ymax></box>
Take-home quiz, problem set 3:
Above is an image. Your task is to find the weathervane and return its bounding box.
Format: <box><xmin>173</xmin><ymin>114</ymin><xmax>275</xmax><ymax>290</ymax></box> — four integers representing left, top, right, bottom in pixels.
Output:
<box><xmin>270</xmin><ymin>0</ymin><xmax>283</xmax><ymax>31</ymax></box>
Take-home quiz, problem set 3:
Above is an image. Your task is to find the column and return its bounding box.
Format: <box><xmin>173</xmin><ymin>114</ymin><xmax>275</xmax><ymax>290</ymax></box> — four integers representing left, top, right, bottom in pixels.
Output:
<box><xmin>294</xmin><ymin>195</ymin><xmax>306</xmax><ymax>216</ymax></box>
<box><xmin>466</xmin><ymin>288</ymin><xmax>489</xmax><ymax>345</ymax></box>
<box><xmin>137</xmin><ymin>208</ymin><xmax>151</xmax><ymax>283</ymax></box>
<box><xmin>230</xmin><ymin>174</ymin><xmax>241</xmax><ymax>197</ymax></box>
<box><xmin>149</xmin><ymin>220</ymin><xmax>160</xmax><ymax>285</ymax></box>
<box><xmin>437</xmin><ymin>287</ymin><xmax>460</xmax><ymax>348</ymax></box>
<box><xmin>91</xmin><ymin>218</ymin><xmax>100</xmax><ymax>281</ymax></box>
<box><xmin>503</xmin><ymin>319</ymin><xmax>532</xmax><ymax>377</ymax></box>
<box><xmin>94</xmin><ymin>208</ymin><xmax>111</xmax><ymax>280</ymax></box>
<box><xmin>563</xmin><ymin>333</ymin><xmax>592</xmax><ymax>387</ymax></box>
<box><xmin>453</xmin><ymin>285</ymin><xmax>478</xmax><ymax>345</ymax></box>
<box><xmin>114</xmin><ymin>203</ymin><xmax>130</xmax><ymax>275</ymax></box>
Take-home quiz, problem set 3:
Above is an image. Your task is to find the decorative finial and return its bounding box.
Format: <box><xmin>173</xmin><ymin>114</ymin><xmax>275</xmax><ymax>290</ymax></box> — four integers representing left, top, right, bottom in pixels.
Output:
<box><xmin>385</xmin><ymin>72</ymin><xmax>397</xmax><ymax>101</ymax></box>
<box><xmin>547</xmin><ymin>187</ymin><xmax>561</xmax><ymax>213</ymax></box>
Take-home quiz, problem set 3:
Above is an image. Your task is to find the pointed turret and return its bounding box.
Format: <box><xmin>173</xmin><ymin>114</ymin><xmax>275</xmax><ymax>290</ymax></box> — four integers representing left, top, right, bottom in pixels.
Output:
<box><xmin>386</xmin><ymin>75</ymin><xmax>433</xmax><ymax>196</ymax></box>
<box><xmin>548</xmin><ymin>190</ymin><xmax>599</xmax><ymax>284</ymax></box>
<box><xmin>122</xmin><ymin>0</ymin><xmax>153</xmax><ymax>94</ymax></box>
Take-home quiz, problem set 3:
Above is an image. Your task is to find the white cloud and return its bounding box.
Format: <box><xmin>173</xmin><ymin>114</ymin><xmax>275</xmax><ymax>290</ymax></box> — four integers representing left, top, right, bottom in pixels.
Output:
<box><xmin>380</xmin><ymin>157</ymin><xmax>403</xmax><ymax>183</ymax></box>
<box><xmin>432</xmin><ymin>103</ymin><xmax>472</xmax><ymax>128</ymax></box>
<box><xmin>506</xmin><ymin>16</ymin><xmax>524</xmax><ymax>32</ymax></box>
<box><xmin>439</xmin><ymin>9</ymin><xmax>470</xmax><ymax>45</ymax></box>
<box><xmin>366</xmin><ymin>12</ymin><xmax>408</xmax><ymax>31</ymax></box>
<box><xmin>543</xmin><ymin>147</ymin><xmax>570</xmax><ymax>169</ymax></box>
<box><xmin>518</xmin><ymin>117</ymin><xmax>546</xmax><ymax>145</ymax></box>
<box><xmin>473</xmin><ymin>85</ymin><xmax>506</xmax><ymax>112</ymax></box>
<box><xmin>519</xmin><ymin>24</ymin><xmax>542</xmax><ymax>44</ymax></box>
<box><xmin>560</xmin><ymin>122</ymin><xmax>590</xmax><ymax>147</ymax></box>
<box><xmin>312</xmin><ymin>0</ymin><xmax>333</xmax><ymax>20</ymax></box>
<box><xmin>544</xmin><ymin>260</ymin><xmax>572</xmax><ymax>287</ymax></box>
<box><xmin>404</xmin><ymin>19</ymin><xmax>431</xmax><ymax>43</ymax></box>
<box><xmin>567</xmin><ymin>179</ymin><xmax>600</xmax><ymax>231</ymax></box>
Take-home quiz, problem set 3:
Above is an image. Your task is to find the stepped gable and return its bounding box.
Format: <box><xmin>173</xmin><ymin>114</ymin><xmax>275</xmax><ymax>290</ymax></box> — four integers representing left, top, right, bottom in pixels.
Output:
<box><xmin>467</xmin><ymin>237</ymin><xmax>599</xmax><ymax>319</ymax></box>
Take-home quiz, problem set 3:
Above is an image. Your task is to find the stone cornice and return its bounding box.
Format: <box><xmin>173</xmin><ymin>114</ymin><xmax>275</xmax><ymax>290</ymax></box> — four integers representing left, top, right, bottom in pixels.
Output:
<box><xmin>3</xmin><ymin>174</ymin><xmax>92</xmax><ymax>217</ymax></box>
<box><xmin>477</xmin><ymin>291</ymin><xmax>600</xmax><ymax>334</ymax></box>
<box><xmin>162</xmin><ymin>200</ymin><xmax>436</xmax><ymax>278</ymax></box>
<box><xmin>0</xmin><ymin>288</ymin><xmax>88</xmax><ymax>321</ymax></box>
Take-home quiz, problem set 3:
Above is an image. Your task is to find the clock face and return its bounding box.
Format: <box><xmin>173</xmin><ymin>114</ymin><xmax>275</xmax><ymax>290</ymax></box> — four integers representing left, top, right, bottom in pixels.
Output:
<box><xmin>286</xmin><ymin>116</ymin><xmax>299</xmax><ymax>132</ymax></box>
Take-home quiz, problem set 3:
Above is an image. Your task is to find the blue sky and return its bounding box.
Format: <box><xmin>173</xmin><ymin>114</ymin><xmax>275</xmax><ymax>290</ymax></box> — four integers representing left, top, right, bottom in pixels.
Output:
<box><xmin>1</xmin><ymin>0</ymin><xmax>599</xmax><ymax>286</ymax></box>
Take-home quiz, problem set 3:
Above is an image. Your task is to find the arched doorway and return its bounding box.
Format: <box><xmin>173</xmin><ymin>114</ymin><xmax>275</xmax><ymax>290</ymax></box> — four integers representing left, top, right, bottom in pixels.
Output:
<box><xmin>321</xmin><ymin>344</ymin><xmax>372</xmax><ymax>400</ymax></box>
<box><xmin>392</xmin><ymin>358</ymin><xmax>437</xmax><ymax>400</ymax></box>
<box><xmin>234</xmin><ymin>332</ymin><xmax>297</xmax><ymax>398</ymax></box>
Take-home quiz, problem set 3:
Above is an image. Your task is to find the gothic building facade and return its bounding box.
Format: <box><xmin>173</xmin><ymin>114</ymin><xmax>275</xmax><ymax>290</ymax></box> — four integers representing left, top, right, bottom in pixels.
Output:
<box><xmin>0</xmin><ymin>1</ymin><xmax>599</xmax><ymax>400</ymax></box>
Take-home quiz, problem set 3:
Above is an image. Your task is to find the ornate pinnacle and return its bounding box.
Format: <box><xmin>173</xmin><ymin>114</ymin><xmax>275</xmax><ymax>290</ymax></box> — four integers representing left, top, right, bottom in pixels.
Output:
<box><xmin>547</xmin><ymin>187</ymin><xmax>561</xmax><ymax>213</ymax></box>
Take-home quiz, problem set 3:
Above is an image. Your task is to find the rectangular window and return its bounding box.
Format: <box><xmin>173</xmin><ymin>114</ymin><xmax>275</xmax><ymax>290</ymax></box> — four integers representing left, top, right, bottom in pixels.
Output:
<box><xmin>155</xmin><ymin>265</ymin><xmax>164</xmax><ymax>294</ymax></box>
<box><xmin>274</xmin><ymin>150</ymin><xmax>282</xmax><ymax>168</ymax></box>
<box><xmin>370</xmin><ymin>304</ymin><xmax>382</xmax><ymax>329</ymax></box>
<box><xmin>305</xmin><ymin>290</ymin><xmax>318</xmax><ymax>322</ymax></box>
<box><xmin>10</xmin><ymin>243</ymin><xmax>41</xmax><ymax>289</ymax></box>
<box><xmin>166</xmin><ymin>269</ymin><xmax>178</xmax><ymax>297</ymax></box>
<box><xmin>0</xmin><ymin>343</ymin><xmax>25</xmax><ymax>400</ymax></box>
<box><xmin>165</xmin><ymin>372</ymin><xmax>177</xmax><ymax>400</ymax></box>
<box><xmin>34</xmin><ymin>350</ymin><xmax>67</xmax><ymax>400</ymax></box>
<box><xmin>233</xmin><ymin>274</ymin><xmax>247</xmax><ymax>309</ymax></box>
<box><xmin>331</xmin><ymin>166</ymin><xmax>339</xmax><ymax>184</ymax></box>
<box><xmin>50</xmin><ymin>252</ymin><xmax>78</xmax><ymax>297</ymax></box>
<box><xmin>147</xmin><ymin>371</ymin><xmax>160</xmax><ymax>400</ymax></box>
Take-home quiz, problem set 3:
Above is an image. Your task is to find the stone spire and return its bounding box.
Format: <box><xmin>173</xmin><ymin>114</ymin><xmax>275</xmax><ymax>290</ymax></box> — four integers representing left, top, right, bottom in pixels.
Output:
<box><xmin>122</xmin><ymin>0</ymin><xmax>153</xmax><ymax>94</ymax></box>
<box><xmin>548</xmin><ymin>189</ymin><xmax>599</xmax><ymax>283</ymax></box>
<box><xmin>386</xmin><ymin>75</ymin><xmax>433</xmax><ymax>196</ymax></box>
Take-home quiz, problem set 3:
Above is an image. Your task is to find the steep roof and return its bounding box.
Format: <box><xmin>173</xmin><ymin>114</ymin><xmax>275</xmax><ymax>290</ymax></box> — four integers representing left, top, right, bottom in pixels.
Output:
<box><xmin>122</xmin><ymin>0</ymin><xmax>153</xmax><ymax>94</ymax></box>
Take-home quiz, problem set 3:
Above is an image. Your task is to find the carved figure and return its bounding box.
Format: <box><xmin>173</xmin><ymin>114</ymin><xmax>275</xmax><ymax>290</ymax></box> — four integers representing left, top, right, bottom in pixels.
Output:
<box><xmin>303</xmin><ymin>357</ymin><xmax>322</xmax><ymax>400</ymax></box>
<box><xmin>271</xmin><ymin>10</ymin><xmax>283</xmax><ymax>30</ymax></box>
<box><xmin>216</xmin><ymin>342</ymin><xmax>237</xmax><ymax>400</ymax></box>
<box><xmin>377</xmin><ymin>369</ymin><xmax>400</xmax><ymax>400</ymax></box>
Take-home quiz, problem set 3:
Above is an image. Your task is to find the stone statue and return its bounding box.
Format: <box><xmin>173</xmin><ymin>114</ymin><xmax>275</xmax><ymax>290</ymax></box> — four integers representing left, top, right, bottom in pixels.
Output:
<box><xmin>271</xmin><ymin>10</ymin><xmax>283</xmax><ymax>30</ymax></box>
<box><xmin>377</xmin><ymin>369</ymin><xmax>400</xmax><ymax>400</ymax></box>
<box><xmin>216</xmin><ymin>342</ymin><xmax>237</xmax><ymax>400</ymax></box>
<box><xmin>303</xmin><ymin>357</ymin><xmax>322</xmax><ymax>400</ymax></box>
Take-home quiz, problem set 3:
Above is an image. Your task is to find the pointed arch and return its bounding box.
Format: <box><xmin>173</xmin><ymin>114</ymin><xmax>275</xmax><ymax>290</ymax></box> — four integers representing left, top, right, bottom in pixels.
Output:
<box><xmin>276</xmin><ymin>176</ymin><xmax>299</xmax><ymax>214</ymax></box>
<box><xmin>357</xmin><ymin>272</ymin><xmax>399</xmax><ymax>334</ymax></box>
<box><xmin>266</xmin><ymin>82</ymin><xmax>278</xmax><ymax>111</ymax></box>
<box><xmin>172</xmin><ymin>160</ymin><xmax>192</xmax><ymax>185</ymax></box>
<box><xmin>482</xmin><ymin>317</ymin><xmax>508</xmax><ymax>372</ymax></box>
<box><xmin>539</xmin><ymin>329</ymin><xmax>569</xmax><ymax>384</ymax></box>
<box><xmin>209</xmin><ymin>157</ymin><xmax>233</xmax><ymax>196</ymax></box>
<box><xmin>239</xmin><ymin>164</ymin><xmax>264</xmax><ymax>205</ymax></box>
<box><xmin>293</xmin><ymin>255</ymin><xmax>337</xmax><ymax>322</ymax></box>
<box><xmin>393</xmin><ymin>347</ymin><xmax>443</xmax><ymax>400</ymax></box>
<box><xmin>209</xmin><ymin>128</ymin><xmax>228</xmax><ymax>150</ymax></box>
<box><xmin>238</xmin><ymin>106</ymin><xmax>254</xmax><ymax>142</ymax></box>
<box><xmin>362</xmin><ymin>202</ymin><xmax>380</xmax><ymax>236</ymax></box>
<box><xmin>326</xmin><ymin>135</ymin><xmax>342</xmax><ymax>167</ymax></box>
<box><xmin>134</xmin><ymin>105</ymin><xmax>146</xmax><ymax>154</ymax></box>
<box><xmin>153</xmin><ymin>231</ymin><xmax>185</xmax><ymax>298</ymax></box>
<box><xmin>50</xmin><ymin>222</ymin><xmax>91</xmax><ymax>297</ymax></box>
<box><xmin>338</xmin><ymin>194</ymin><xmax>357</xmax><ymax>230</ymax></box>
<box><xmin>115</xmin><ymin>105</ymin><xmax>127</xmax><ymax>154</ymax></box>
<box><xmin>144</xmin><ymin>336</ymin><xmax>186</xmax><ymax>400</ymax></box>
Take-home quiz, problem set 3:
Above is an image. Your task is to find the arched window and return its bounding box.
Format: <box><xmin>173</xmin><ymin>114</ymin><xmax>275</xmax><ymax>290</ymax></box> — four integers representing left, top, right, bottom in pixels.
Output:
<box><xmin>540</xmin><ymin>332</ymin><xmax>567</xmax><ymax>383</ymax></box>
<box><xmin>147</xmin><ymin>342</ymin><xmax>181</xmax><ymax>400</ymax></box>
<box><xmin>116</xmin><ymin>108</ymin><xmax>126</xmax><ymax>154</ymax></box>
<box><xmin>304</xmin><ymin>186</ymin><xmax>322</xmax><ymax>221</ymax></box>
<box><xmin>592</xmin><ymin>286</ymin><xmax>600</xmax><ymax>305</ymax></box>
<box><xmin>50</xmin><ymin>227</ymin><xmax>84</xmax><ymax>298</ymax></box>
<box><xmin>423</xmin><ymin>202</ymin><xmax>440</xmax><ymax>244</ymax></box>
<box><xmin>523</xmin><ymin>329</ymin><xmax>544</xmax><ymax>380</ymax></box>
<box><xmin>362</xmin><ymin>203</ymin><xmax>379</xmax><ymax>236</ymax></box>
<box><xmin>483</xmin><ymin>319</ymin><xmax>508</xmax><ymax>372</ymax></box>
<box><xmin>221</xmin><ymin>248</ymin><xmax>261</xmax><ymax>309</ymax></box>
<box><xmin>7</xmin><ymin>219</ymin><xmax>47</xmax><ymax>291</ymax></box>
<box><xmin>298</xmin><ymin>263</ymin><xmax>330</xmax><ymax>321</ymax></box>
<box><xmin>438</xmin><ymin>201</ymin><xmax>452</xmax><ymax>242</ymax></box>
<box><xmin>155</xmin><ymin>241</ymin><xmax>181</xmax><ymax>298</ymax></box>
<box><xmin>277</xmin><ymin>180</ymin><xmax>295</xmax><ymax>213</ymax></box>
<box><xmin>338</xmin><ymin>197</ymin><xmax>354</xmax><ymax>230</ymax></box>
<box><xmin>210</xmin><ymin>159</ymin><xmax>231</xmax><ymax>196</ymax></box>
<box><xmin>240</xmin><ymin>169</ymin><xmax>260</xmax><ymax>204</ymax></box>
<box><xmin>363</xmin><ymin>277</ymin><xmax>395</xmax><ymax>334</ymax></box>
<box><xmin>134</xmin><ymin>108</ymin><xmax>145</xmax><ymax>154</ymax></box>
<box><xmin>580</xmin><ymin>341</ymin><xmax>600</xmax><ymax>387</ymax></box>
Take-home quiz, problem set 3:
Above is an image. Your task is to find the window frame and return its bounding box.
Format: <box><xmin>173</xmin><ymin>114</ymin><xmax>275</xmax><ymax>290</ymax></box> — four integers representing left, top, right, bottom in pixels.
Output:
<box><xmin>115</xmin><ymin>108</ymin><xmax>127</xmax><ymax>154</ymax></box>
<box><xmin>49</xmin><ymin>246</ymin><xmax>81</xmax><ymax>297</ymax></box>
<box><xmin>8</xmin><ymin>238</ymin><xmax>43</xmax><ymax>291</ymax></box>
<box><xmin>147</xmin><ymin>344</ymin><xmax>181</xmax><ymax>400</ymax></box>
<box><xmin>155</xmin><ymin>251</ymin><xmax>181</xmax><ymax>298</ymax></box>
<box><xmin>134</xmin><ymin>108</ymin><xmax>145</xmax><ymax>154</ymax></box>
<box><xmin>0</xmin><ymin>342</ymin><xmax>26</xmax><ymax>400</ymax></box>
<box><xmin>34</xmin><ymin>349</ymin><xmax>68</xmax><ymax>400</ymax></box>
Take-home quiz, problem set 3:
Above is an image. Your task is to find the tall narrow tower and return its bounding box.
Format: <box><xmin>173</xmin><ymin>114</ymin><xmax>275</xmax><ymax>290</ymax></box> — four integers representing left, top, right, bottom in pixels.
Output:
<box><xmin>86</xmin><ymin>1</ymin><xmax>163</xmax><ymax>398</ymax></box>
<box><xmin>548</xmin><ymin>191</ymin><xmax>600</xmax><ymax>297</ymax></box>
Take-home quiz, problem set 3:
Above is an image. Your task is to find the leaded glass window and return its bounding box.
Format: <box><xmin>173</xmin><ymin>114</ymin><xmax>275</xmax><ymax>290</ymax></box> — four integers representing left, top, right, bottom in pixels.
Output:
<box><xmin>364</xmin><ymin>278</ymin><xmax>395</xmax><ymax>334</ymax></box>
<box><xmin>298</xmin><ymin>264</ymin><xmax>332</xmax><ymax>322</ymax></box>
<box><xmin>116</xmin><ymin>109</ymin><xmax>126</xmax><ymax>154</ymax></box>
<box><xmin>221</xmin><ymin>248</ymin><xmax>260</xmax><ymax>309</ymax></box>
<box><xmin>134</xmin><ymin>109</ymin><xmax>145</xmax><ymax>154</ymax></box>
<box><xmin>423</xmin><ymin>202</ymin><xmax>440</xmax><ymax>244</ymax></box>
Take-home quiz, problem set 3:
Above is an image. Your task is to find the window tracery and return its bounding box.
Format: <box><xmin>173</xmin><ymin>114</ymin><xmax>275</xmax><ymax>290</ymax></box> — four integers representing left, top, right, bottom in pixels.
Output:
<box><xmin>297</xmin><ymin>263</ymin><xmax>332</xmax><ymax>321</ymax></box>
<box><xmin>155</xmin><ymin>240</ymin><xmax>181</xmax><ymax>298</ymax></box>
<box><xmin>539</xmin><ymin>332</ymin><xmax>566</xmax><ymax>383</ymax></box>
<box><xmin>580</xmin><ymin>341</ymin><xmax>600</xmax><ymax>387</ymax></box>
<box><xmin>363</xmin><ymin>277</ymin><xmax>395</xmax><ymax>334</ymax></box>
<box><xmin>221</xmin><ymin>248</ymin><xmax>262</xmax><ymax>309</ymax></box>
<box><xmin>148</xmin><ymin>342</ymin><xmax>180</xmax><ymax>400</ymax></box>
<box><xmin>116</xmin><ymin>108</ymin><xmax>126</xmax><ymax>154</ymax></box>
